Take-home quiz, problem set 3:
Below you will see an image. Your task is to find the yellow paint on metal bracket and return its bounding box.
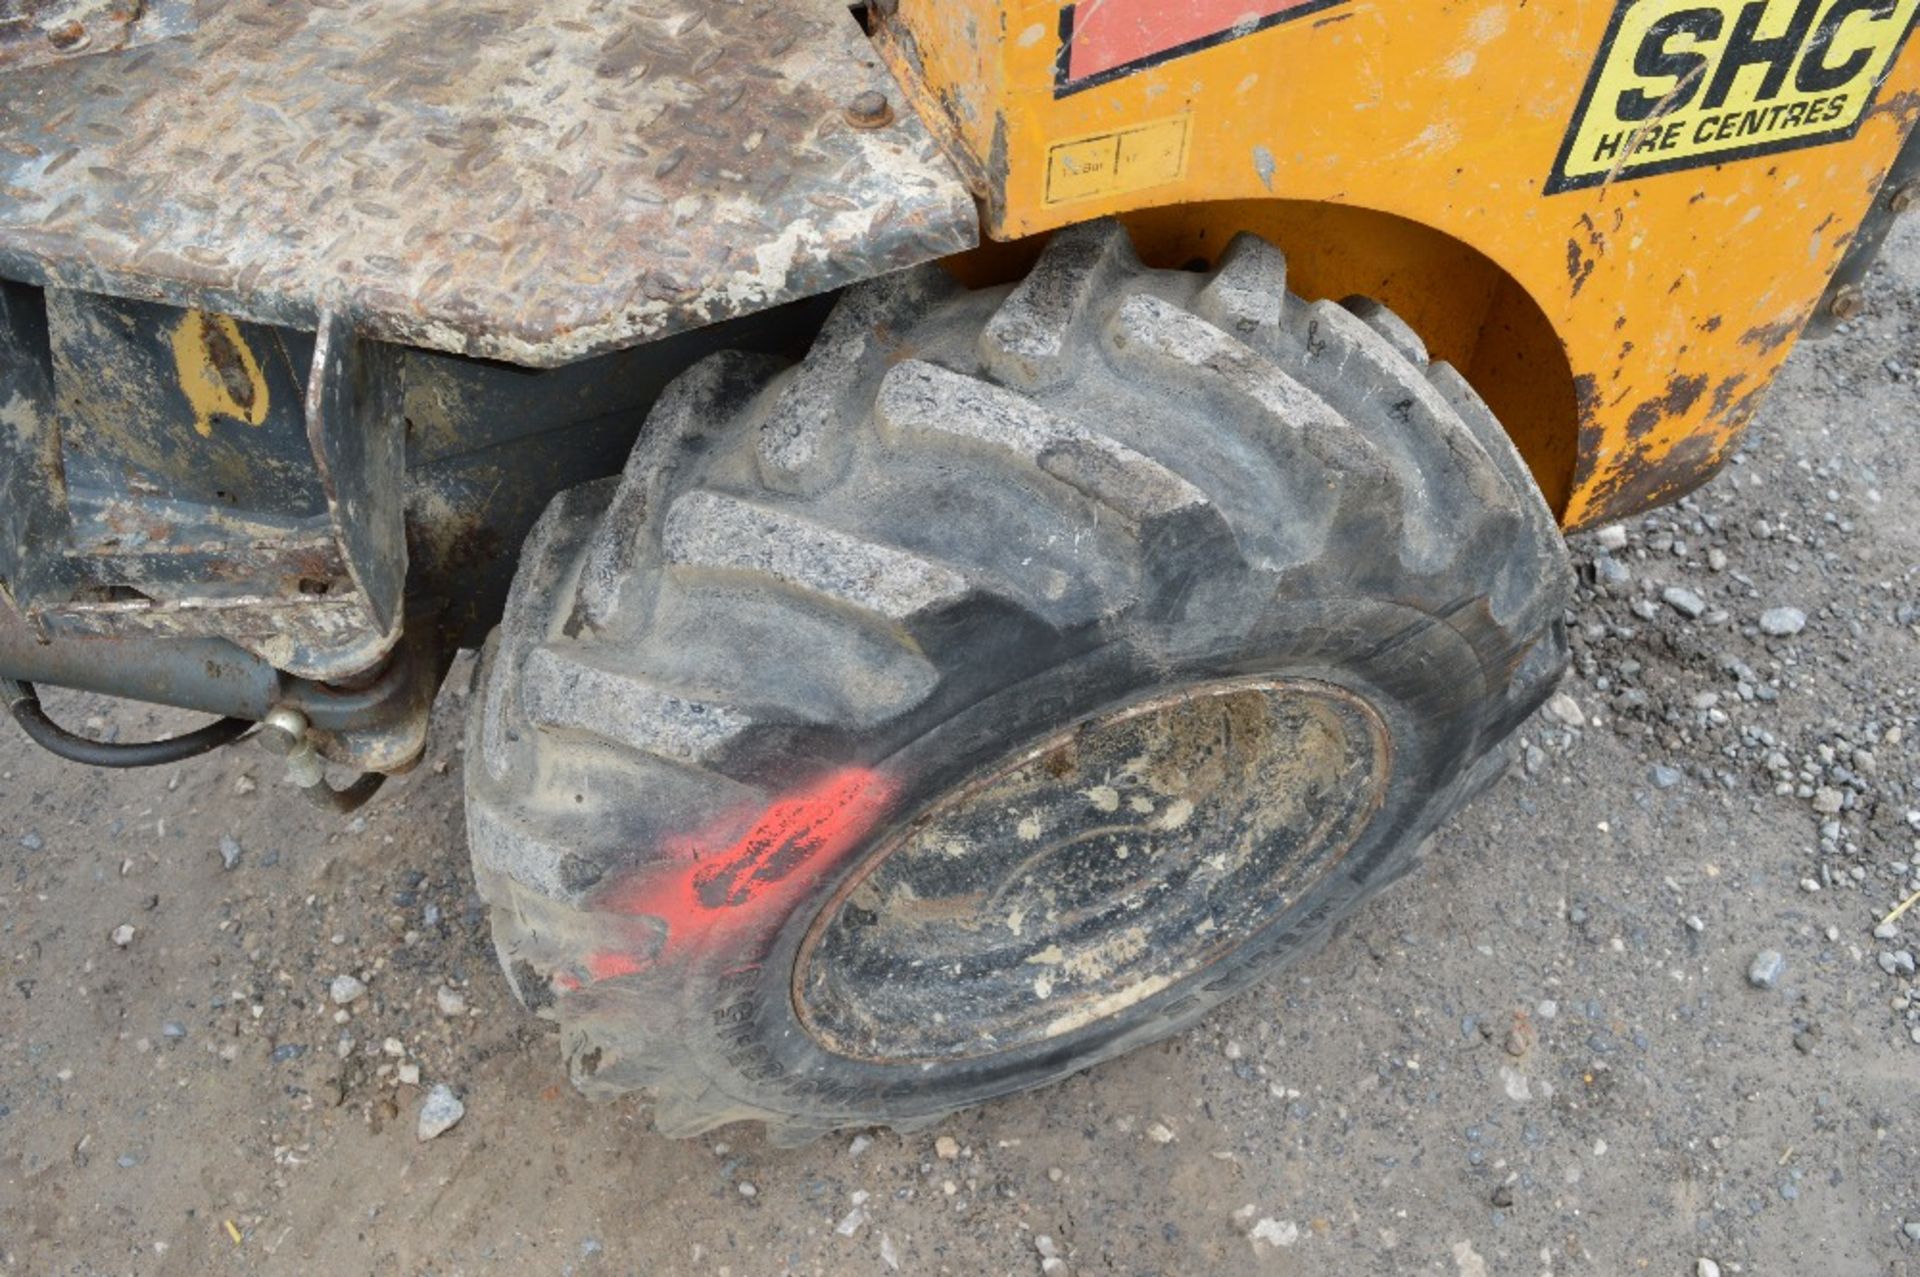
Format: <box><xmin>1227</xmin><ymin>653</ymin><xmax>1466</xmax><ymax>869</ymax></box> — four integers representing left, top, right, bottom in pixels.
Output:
<box><xmin>170</xmin><ymin>310</ymin><xmax>269</xmax><ymax>438</ymax></box>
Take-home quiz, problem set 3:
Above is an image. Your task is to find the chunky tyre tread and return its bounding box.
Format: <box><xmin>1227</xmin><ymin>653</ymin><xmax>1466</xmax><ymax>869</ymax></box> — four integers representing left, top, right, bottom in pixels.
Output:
<box><xmin>466</xmin><ymin>219</ymin><xmax>1572</xmax><ymax>1142</ymax></box>
<box><xmin>519</xmin><ymin>644</ymin><xmax>752</xmax><ymax>766</ymax></box>
<box><xmin>981</xmin><ymin>220</ymin><xmax>1133</xmax><ymax>387</ymax></box>
<box><xmin>662</xmin><ymin>489</ymin><xmax>971</xmax><ymax>623</ymax></box>
<box><xmin>875</xmin><ymin>359</ymin><xmax>1208</xmax><ymax>525</ymax></box>
<box><xmin>1195</xmin><ymin>233</ymin><xmax>1289</xmax><ymax>353</ymax></box>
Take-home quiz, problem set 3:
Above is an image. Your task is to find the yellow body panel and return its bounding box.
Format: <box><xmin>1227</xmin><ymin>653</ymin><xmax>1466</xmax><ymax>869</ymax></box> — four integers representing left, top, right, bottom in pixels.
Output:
<box><xmin>878</xmin><ymin>0</ymin><xmax>1920</xmax><ymax>527</ymax></box>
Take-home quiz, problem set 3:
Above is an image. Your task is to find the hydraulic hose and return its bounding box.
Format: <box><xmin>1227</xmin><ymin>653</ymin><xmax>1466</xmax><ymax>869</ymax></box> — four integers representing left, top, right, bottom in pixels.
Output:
<box><xmin>1</xmin><ymin>676</ymin><xmax>254</xmax><ymax>768</ymax></box>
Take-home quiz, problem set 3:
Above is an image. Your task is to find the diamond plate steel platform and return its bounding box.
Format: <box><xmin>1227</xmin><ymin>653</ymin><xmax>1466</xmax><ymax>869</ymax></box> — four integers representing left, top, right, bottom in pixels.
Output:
<box><xmin>0</xmin><ymin>0</ymin><xmax>979</xmax><ymax>366</ymax></box>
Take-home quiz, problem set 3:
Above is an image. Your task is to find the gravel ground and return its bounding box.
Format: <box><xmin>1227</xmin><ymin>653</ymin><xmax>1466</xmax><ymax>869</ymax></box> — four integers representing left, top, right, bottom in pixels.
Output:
<box><xmin>3</xmin><ymin>220</ymin><xmax>1918</xmax><ymax>1277</ymax></box>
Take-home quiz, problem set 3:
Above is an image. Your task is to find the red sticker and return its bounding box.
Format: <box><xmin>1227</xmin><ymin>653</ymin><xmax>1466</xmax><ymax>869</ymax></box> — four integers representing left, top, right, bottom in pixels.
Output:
<box><xmin>1057</xmin><ymin>0</ymin><xmax>1351</xmax><ymax>95</ymax></box>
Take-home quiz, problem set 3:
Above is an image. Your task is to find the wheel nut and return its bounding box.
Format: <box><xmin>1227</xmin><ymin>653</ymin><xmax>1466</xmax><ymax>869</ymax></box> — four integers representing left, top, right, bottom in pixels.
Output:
<box><xmin>844</xmin><ymin>91</ymin><xmax>894</xmax><ymax>130</ymax></box>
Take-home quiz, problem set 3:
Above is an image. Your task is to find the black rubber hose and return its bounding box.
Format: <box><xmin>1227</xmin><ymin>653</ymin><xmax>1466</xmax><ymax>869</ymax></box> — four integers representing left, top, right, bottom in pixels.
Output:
<box><xmin>1</xmin><ymin>677</ymin><xmax>254</xmax><ymax>768</ymax></box>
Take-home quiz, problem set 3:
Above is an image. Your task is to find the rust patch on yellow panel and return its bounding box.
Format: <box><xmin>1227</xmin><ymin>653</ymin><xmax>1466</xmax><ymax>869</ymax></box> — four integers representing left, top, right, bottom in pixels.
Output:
<box><xmin>169</xmin><ymin>311</ymin><xmax>269</xmax><ymax>439</ymax></box>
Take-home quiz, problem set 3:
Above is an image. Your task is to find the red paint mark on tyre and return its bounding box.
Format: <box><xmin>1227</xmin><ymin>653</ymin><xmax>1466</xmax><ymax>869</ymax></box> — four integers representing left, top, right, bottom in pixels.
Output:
<box><xmin>584</xmin><ymin>950</ymin><xmax>645</xmax><ymax>981</ymax></box>
<box><xmin>584</xmin><ymin>767</ymin><xmax>895</xmax><ymax>981</ymax></box>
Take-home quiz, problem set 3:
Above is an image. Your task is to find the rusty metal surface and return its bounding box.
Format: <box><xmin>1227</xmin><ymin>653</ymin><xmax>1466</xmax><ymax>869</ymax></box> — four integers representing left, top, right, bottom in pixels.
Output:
<box><xmin>0</xmin><ymin>0</ymin><xmax>977</xmax><ymax>367</ymax></box>
<box><xmin>2</xmin><ymin>275</ymin><xmax>831</xmax><ymax>700</ymax></box>
<box><xmin>2</xmin><ymin>286</ymin><xmax>406</xmax><ymax>683</ymax></box>
<box><xmin>0</xmin><ymin>0</ymin><xmax>194</xmax><ymax>73</ymax></box>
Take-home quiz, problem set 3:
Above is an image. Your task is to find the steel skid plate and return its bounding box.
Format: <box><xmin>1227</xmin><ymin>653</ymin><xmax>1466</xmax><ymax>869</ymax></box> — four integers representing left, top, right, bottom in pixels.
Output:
<box><xmin>0</xmin><ymin>0</ymin><xmax>978</xmax><ymax>367</ymax></box>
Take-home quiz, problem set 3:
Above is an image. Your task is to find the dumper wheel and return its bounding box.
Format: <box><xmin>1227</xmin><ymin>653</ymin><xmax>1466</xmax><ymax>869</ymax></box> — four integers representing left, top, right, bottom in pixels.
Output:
<box><xmin>463</xmin><ymin>220</ymin><xmax>1572</xmax><ymax>1142</ymax></box>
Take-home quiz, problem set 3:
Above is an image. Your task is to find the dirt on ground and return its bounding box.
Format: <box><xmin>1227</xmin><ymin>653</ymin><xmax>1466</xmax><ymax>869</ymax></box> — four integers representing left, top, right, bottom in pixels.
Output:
<box><xmin>4</xmin><ymin>221</ymin><xmax>1919</xmax><ymax>1277</ymax></box>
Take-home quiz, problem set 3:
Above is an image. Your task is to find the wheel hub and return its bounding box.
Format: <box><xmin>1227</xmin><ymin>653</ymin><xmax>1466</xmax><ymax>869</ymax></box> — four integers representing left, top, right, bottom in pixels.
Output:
<box><xmin>793</xmin><ymin>677</ymin><xmax>1391</xmax><ymax>1063</ymax></box>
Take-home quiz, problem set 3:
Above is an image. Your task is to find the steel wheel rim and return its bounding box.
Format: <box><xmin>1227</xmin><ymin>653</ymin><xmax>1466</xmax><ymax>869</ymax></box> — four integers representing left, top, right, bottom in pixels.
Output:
<box><xmin>792</xmin><ymin>677</ymin><xmax>1392</xmax><ymax>1064</ymax></box>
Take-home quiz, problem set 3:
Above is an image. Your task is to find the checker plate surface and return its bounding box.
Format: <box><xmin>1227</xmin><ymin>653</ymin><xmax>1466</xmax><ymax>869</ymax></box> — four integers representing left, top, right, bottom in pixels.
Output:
<box><xmin>0</xmin><ymin>0</ymin><xmax>978</xmax><ymax>365</ymax></box>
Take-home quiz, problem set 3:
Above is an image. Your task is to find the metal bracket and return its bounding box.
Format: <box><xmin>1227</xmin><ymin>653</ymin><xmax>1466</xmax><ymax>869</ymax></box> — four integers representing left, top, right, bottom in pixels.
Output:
<box><xmin>0</xmin><ymin>281</ymin><xmax>66</xmax><ymax>606</ymax></box>
<box><xmin>306</xmin><ymin>309</ymin><xmax>408</xmax><ymax>657</ymax></box>
<box><xmin>0</xmin><ymin>289</ymin><xmax>407</xmax><ymax>682</ymax></box>
<box><xmin>1804</xmin><ymin>122</ymin><xmax>1920</xmax><ymax>340</ymax></box>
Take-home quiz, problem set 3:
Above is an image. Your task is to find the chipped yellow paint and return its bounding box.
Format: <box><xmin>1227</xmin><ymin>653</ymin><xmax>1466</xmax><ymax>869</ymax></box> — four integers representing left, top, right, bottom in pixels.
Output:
<box><xmin>881</xmin><ymin>0</ymin><xmax>1920</xmax><ymax>527</ymax></box>
<box><xmin>170</xmin><ymin>310</ymin><xmax>269</xmax><ymax>438</ymax></box>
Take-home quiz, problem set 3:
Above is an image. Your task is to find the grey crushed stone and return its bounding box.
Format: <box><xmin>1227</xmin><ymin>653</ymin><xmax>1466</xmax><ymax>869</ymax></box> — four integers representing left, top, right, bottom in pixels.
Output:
<box><xmin>1748</xmin><ymin>950</ymin><xmax>1786</xmax><ymax>989</ymax></box>
<box><xmin>1757</xmin><ymin>606</ymin><xmax>1807</xmax><ymax>637</ymax></box>
<box><xmin>417</xmin><ymin>1085</ymin><xmax>465</xmax><ymax>1141</ymax></box>
<box><xmin>1661</xmin><ymin>586</ymin><xmax>1707</xmax><ymax>619</ymax></box>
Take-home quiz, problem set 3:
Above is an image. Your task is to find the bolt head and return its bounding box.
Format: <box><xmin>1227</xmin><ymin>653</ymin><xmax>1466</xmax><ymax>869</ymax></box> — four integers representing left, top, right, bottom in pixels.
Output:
<box><xmin>257</xmin><ymin>705</ymin><xmax>310</xmax><ymax>756</ymax></box>
<box><xmin>1889</xmin><ymin>181</ymin><xmax>1918</xmax><ymax>215</ymax></box>
<box><xmin>1827</xmin><ymin>284</ymin><xmax>1865</xmax><ymax>320</ymax></box>
<box><xmin>46</xmin><ymin>21</ymin><xmax>88</xmax><ymax>51</ymax></box>
<box><xmin>844</xmin><ymin>91</ymin><xmax>894</xmax><ymax>130</ymax></box>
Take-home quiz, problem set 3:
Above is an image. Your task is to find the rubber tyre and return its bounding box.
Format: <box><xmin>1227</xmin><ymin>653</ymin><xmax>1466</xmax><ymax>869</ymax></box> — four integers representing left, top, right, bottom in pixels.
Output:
<box><xmin>463</xmin><ymin>221</ymin><xmax>1572</xmax><ymax>1143</ymax></box>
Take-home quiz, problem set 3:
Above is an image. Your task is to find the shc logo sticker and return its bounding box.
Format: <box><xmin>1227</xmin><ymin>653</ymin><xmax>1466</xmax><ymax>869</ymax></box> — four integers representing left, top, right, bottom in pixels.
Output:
<box><xmin>1548</xmin><ymin>0</ymin><xmax>1919</xmax><ymax>192</ymax></box>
